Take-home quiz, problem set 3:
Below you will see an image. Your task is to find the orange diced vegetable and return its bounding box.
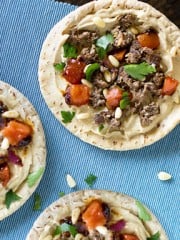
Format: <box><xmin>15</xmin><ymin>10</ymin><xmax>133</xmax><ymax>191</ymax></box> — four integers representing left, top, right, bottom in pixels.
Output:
<box><xmin>137</xmin><ymin>31</ymin><xmax>160</xmax><ymax>49</ymax></box>
<box><xmin>82</xmin><ymin>200</ymin><xmax>107</xmax><ymax>230</ymax></box>
<box><xmin>106</xmin><ymin>87</ymin><xmax>123</xmax><ymax>109</ymax></box>
<box><xmin>0</xmin><ymin>163</ymin><xmax>10</xmax><ymax>187</ymax></box>
<box><xmin>1</xmin><ymin>120</ymin><xmax>33</xmax><ymax>146</ymax></box>
<box><xmin>65</xmin><ymin>84</ymin><xmax>90</xmax><ymax>106</ymax></box>
<box><xmin>63</xmin><ymin>59</ymin><xmax>86</xmax><ymax>84</ymax></box>
<box><xmin>113</xmin><ymin>49</ymin><xmax>127</xmax><ymax>61</ymax></box>
<box><xmin>122</xmin><ymin>234</ymin><xmax>140</xmax><ymax>240</ymax></box>
<box><xmin>162</xmin><ymin>76</ymin><xmax>178</xmax><ymax>95</ymax></box>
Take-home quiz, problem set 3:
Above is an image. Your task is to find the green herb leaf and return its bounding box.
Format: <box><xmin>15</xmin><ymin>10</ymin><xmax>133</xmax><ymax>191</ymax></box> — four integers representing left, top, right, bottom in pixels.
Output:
<box><xmin>98</xmin><ymin>124</ymin><xmax>104</xmax><ymax>132</ymax></box>
<box><xmin>85</xmin><ymin>174</ymin><xmax>97</xmax><ymax>187</ymax></box>
<box><xmin>27</xmin><ymin>167</ymin><xmax>45</xmax><ymax>188</ymax></box>
<box><xmin>124</xmin><ymin>62</ymin><xmax>156</xmax><ymax>80</ymax></box>
<box><xmin>53</xmin><ymin>226</ymin><xmax>62</xmax><ymax>237</ymax></box>
<box><xmin>60</xmin><ymin>223</ymin><xmax>77</xmax><ymax>237</ymax></box>
<box><xmin>61</xmin><ymin>111</ymin><xmax>75</xmax><ymax>123</ymax></box>
<box><xmin>5</xmin><ymin>190</ymin><xmax>21</xmax><ymax>209</ymax></box>
<box><xmin>120</xmin><ymin>98</ymin><xmax>130</xmax><ymax>110</ymax></box>
<box><xmin>54</xmin><ymin>63</ymin><xmax>65</xmax><ymax>72</ymax></box>
<box><xmin>96</xmin><ymin>47</ymin><xmax>107</xmax><ymax>59</ymax></box>
<box><xmin>96</xmin><ymin>33</ymin><xmax>114</xmax><ymax>50</ymax></box>
<box><xmin>63</xmin><ymin>43</ymin><xmax>78</xmax><ymax>58</ymax></box>
<box><xmin>147</xmin><ymin>232</ymin><xmax>160</xmax><ymax>240</ymax></box>
<box><xmin>33</xmin><ymin>193</ymin><xmax>41</xmax><ymax>211</ymax></box>
<box><xmin>136</xmin><ymin>200</ymin><xmax>151</xmax><ymax>221</ymax></box>
<box><xmin>85</xmin><ymin>63</ymin><xmax>100</xmax><ymax>81</ymax></box>
<box><xmin>59</xmin><ymin>192</ymin><xmax>65</xmax><ymax>197</ymax></box>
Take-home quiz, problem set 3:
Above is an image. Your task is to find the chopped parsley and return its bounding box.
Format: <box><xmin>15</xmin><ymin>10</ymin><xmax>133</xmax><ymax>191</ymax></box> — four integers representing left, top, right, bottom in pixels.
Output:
<box><xmin>53</xmin><ymin>223</ymin><xmax>77</xmax><ymax>237</ymax></box>
<box><xmin>5</xmin><ymin>190</ymin><xmax>21</xmax><ymax>209</ymax></box>
<box><xmin>120</xmin><ymin>91</ymin><xmax>131</xmax><ymax>110</ymax></box>
<box><xmin>124</xmin><ymin>62</ymin><xmax>156</xmax><ymax>81</ymax></box>
<box><xmin>59</xmin><ymin>192</ymin><xmax>65</xmax><ymax>197</ymax></box>
<box><xmin>54</xmin><ymin>62</ymin><xmax>65</xmax><ymax>72</ymax></box>
<box><xmin>147</xmin><ymin>232</ymin><xmax>160</xmax><ymax>240</ymax></box>
<box><xmin>63</xmin><ymin>43</ymin><xmax>78</xmax><ymax>58</ymax></box>
<box><xmin>136</xmin><ymin>200</ymin><xmax>151</xmax><ymax>221</ymax></box>
<box><xmin>53</xmin><ymin>226</ymin><xmax>62</xmax><ymax>236</ymax></box>
<box><xmin>96</xmin><ymin>33</ymin><xmax>114</xmax><ymax>50</ymax></box>
<box><xmin>33</xmin><ymin>193</ymin><xmax>41</xmax><ymax>211</ymax></box>
<box><xmin>27</xmin><ymin>167</ymin><xmax>45</xmax><ymax>188</ymax></box>
<box><xmin>98</xmin><ymin>124</ymin><xmax>104</xmax><ymax>132</ymax></box>
<box><xmin>85</xmin><ymin>174</ymin><xmax>97</xmax><ymax>187</ymax></box>
<box><xmin>61</xmin><ymin>111</ymin><xmax>75</xmax><ymax>123</ymax></box>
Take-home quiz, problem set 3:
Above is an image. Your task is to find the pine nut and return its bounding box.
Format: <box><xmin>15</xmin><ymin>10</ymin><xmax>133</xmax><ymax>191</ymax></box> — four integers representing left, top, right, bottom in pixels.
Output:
<box><xmin>76</xmin><ymin>113</ymin><xmax>90</xmax><ymax>120</ymax></box>
<box><xmin>108</xmin><ymin>55</ymin><xmax>120</xmax><ymax>68</ymax></box>
<box><xmin>72</xmin><ymin>208</ymin><xmax>81</xmax><ymax>224</ymax></box>
<box><xmin>130</xmin><ymin>26</ymin><xmax>139</xmax><ymax>35</ymax></box>
<box><xmin>93</xmin><ymin>16</ymin><xmax>105</xmax><ymax>28</ymax></box>
<box><xmin>104</xmin><ymin>70</ymin><xmax>111</xmax><ymax>82</ymax></box>
<box><xmin>114</xmin><ymin>107</ymin><xmax>122</xmax><ymax>119</ymax></box>
<box><xmin>96</xmin><ymin>226</ymin><xmax>108</xmax><ymax>235</ymax></box>
<box><xmin>2</xmin><ymin>110</ymin><xmax>19</xmax><ymax>118</ymax></box>
<box><xmin>1</xmin><ymin>137</ymin><xmax>10</xmax><ymax>150</ymax></box>
<box><xmin>103</xmin><ymin>89</ymin><xmax>108</xmax><ymax>98</ymax></box>
<box><xmin>157</xmin><ymin>171</ymin><xmax>172</xmax><ymax>181</ymax></box>
<box><xmin>81</xmin><ymin>79</ymin><xmax>93</xmax><ymax>88</ymax></box>
<box><xmin>66</xmin><ymin>174</ymin><xmax>76</xmax><ymax>188</ymax></box>
<box><xmin>75</xmin><ymin>233</ymin><xmax>85</xmax><ymax>240</ymax></box>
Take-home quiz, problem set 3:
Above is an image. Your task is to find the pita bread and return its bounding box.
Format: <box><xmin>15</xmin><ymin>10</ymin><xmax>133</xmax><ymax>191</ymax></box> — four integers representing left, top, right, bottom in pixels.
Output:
<box><xmin>0</xmin><ymin>80</ymin><xmax>46</xmax><ymax>220</ymax></box>
<box><xmin>39</xmin><ymin>0</ymin><xmax>180</xmax><ymax>150</ymax></box>
<box><xmin>26</xmin><ymin>190</ymin><xmax>168</xmax><ymax>240</ymax></box>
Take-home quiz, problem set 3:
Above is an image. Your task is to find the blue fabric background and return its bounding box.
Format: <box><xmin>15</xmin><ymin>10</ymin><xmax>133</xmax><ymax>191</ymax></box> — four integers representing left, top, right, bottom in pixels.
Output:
<box><xmin>0</xmin><ymin>0</ymin><xmax>179</xmax><ymax>239</ymax></box>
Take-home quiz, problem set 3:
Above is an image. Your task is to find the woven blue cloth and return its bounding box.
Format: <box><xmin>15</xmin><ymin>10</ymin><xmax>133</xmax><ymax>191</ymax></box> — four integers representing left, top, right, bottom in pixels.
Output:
<box><xmin>0</xmin><ymin>0</ymin><xmax>179</xmax><ymax>239</ymax></box>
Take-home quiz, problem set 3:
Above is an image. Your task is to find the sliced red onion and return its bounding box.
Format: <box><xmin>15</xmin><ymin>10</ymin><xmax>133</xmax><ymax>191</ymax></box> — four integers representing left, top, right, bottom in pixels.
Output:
<box><xmin>7</xmin><ymin>149</ymin><xmax>23</xmax><ymax>166</ymax></box>
<box><xmin>110</xmin><ymin>220</ymin><xmax>126</xmax><ymax>231</ymax></box>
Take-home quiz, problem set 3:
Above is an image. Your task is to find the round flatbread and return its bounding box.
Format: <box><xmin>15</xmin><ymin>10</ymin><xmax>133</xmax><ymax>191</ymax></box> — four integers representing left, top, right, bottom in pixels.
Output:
<box><xmin>26</xmin><ymin>190</ymin><xmax>168</xmax><ymax>240</ymax></box>
<box><xmin>0</xmin><ymin>80</ymin><xmax>46</xmax><ymax>220</ymax></box>
<box><xmin>39</xmin><ymin>0</ymin><xmax>180</xmax><ymax>150</ymax></box>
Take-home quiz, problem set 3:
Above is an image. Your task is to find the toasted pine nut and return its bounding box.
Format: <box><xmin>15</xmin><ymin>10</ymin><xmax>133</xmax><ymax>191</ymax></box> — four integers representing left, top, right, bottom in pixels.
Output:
<box><xmin>130</xmin><ymin>26</ymin><xmax>139</xmax><ymax>35</ymax></box>
<box><xmin>72</xmin><ymin>208</ymin><xmax>81</xmax><ymax>224</ymax></box>
<box><xmin>158</xmin><ymin>171</ymin><xmax>172</xmax><ymax>181</ymax></box>
<box><xmin>114</xmin><ymin>107</ymin><xmax>122</xmax><ymax>119</ymax></box>
<box><xmin>108</xmin><ymin>55</ymin><xmax>120</xmax><ymax>68</ymax></box>
<box><xmin>96</xmin><ymin>226</ymin><xmax>108</xmax><ymax>235</ymax></box>
<box><xmin>76</xmin><ymin>113</ymin><xmax>90</xmax><ymax>120</ymax></box>
<box><xmin>93</xmin><ymin>16</ymin><xmax>105</xmax><ymax>28</ymax></box>
<box><xmin>104</xmin><ymin>70</ymin><xmax>111</xmax><ymax>82</ymax></box>
<box><xmin>103</xmin><ymin>89</ymin><xmax>108</xmax><ymax>98</ymax></box>
<box><xmin>81</xmin><ymin>79</ymin><xmax>93</xmax><ymax>88</ymax></box>
<box><xmin>1</xmin><ymin>137</ymin><xmax>10</xmax><ymax>150</ymax></box>
<box><xmin>66</xmin><ymin>174</ymin><xmax>76</xmax><ymax>188</ymax></box>
<box><xmin>2</xmin><ymin>110</ymin><xmax>19</xmax><ymax>118</ymax></box>
<box><xmin>75</xmin><ymin>233</ymin><xmax>85</xmax><ymax>240</ymax></box>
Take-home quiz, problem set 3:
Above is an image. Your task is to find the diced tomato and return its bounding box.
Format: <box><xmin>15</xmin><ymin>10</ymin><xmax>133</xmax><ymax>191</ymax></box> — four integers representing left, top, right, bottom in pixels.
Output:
<box><xmin>0</xmin><ymin>163</ymin><xmax>10</xmax><ymax>187</ymax></box>
<box><xmin>65</xmin><ymin>84</ymin><xmax>90</xmax><ymax>106</ymax></box>
<box><xmin>113</xmin><ymin>49</ymin><xmax>127</xmax><ymax>61</ymax></box>
<box><xmin>106</xmin><ymin>87</ymin><xmax>123</xmax><ymax>109</ymax></box>
<box><xmin>63</xmin><ymin>59</ymin><xmax>86</xmax><ymax>84</ymax></box>
<box><xmin>137</xmin><ymin>31</ymin><xmax>160</xmax><ymax>49</ymax></box>
<box><xmin>1</xmin><ymin>120</ymin><xmax>33</xmax><ymax>146</ymax></box>
<box><xmin>162</xmin><ymin>76</ymin><xmax>178</xmax><ymax>95</ymax></box>
<box><xmin>82</xmin><ymin>200</ymin><xmax>107</xmax><ymax>230</ymax></box>
<box><xmin>121</xmin><ymin>234</ymin><xmax>140</xmax><ymax>240</ymax></box>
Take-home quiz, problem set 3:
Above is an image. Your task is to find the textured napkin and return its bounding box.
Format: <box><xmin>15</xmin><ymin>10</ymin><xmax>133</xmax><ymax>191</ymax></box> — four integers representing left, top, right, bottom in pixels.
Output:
<box><xmin>1</xmin><ymin>0</ymin><xmax>179</xmax><ymax>239</ymax></box>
